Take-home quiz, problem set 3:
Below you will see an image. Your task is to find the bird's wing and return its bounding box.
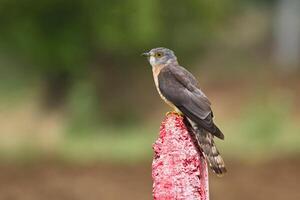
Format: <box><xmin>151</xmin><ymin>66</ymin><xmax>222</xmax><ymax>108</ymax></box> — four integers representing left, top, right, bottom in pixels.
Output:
<box><xmin>158</xmin><ymin>66</ymin><xmax>224</xmax><ymax>139</ymax></box>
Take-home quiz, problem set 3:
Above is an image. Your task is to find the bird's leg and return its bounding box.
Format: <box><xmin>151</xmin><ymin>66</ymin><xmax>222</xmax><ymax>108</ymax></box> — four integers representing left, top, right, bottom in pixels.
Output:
<box><xmin>166</xmin><ymin>109</ymin><xmax>183</xmax><ymax>116</ymax></box>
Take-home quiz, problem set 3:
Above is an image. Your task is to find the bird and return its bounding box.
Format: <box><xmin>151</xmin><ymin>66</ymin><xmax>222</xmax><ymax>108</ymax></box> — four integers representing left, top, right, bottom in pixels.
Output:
<box><xmin>142</xmin><ymin>47</ymin><xmax>226</xmax><ymax>175</ymax></box>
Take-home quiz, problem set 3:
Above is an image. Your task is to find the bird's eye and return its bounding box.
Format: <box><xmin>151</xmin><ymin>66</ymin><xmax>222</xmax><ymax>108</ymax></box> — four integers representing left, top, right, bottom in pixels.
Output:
<box><xmin>155</xmin><ymin>52</ymin><xmax>163</xmax><ymax>58</ymax></box>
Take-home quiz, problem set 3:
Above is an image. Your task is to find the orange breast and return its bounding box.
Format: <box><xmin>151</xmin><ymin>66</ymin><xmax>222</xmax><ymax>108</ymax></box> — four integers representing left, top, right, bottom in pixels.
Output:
<box><xmin>152</xmin><ymin>65</ymin><xmax>178</xmax><ymax>111</ymax></box>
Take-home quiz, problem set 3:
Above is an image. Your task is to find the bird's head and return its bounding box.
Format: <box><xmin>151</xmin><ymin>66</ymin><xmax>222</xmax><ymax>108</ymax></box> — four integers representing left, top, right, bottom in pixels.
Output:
<box><xmin>142</xmin><ymin>47</ymin><xmax>177</xmax><ymax>66</ymax></box>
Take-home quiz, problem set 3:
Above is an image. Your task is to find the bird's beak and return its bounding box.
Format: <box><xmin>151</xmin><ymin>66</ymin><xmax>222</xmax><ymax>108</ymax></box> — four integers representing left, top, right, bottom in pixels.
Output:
<box><xmin>141</xmin><ymin>52</ymin><xmax>151</xmax><ymax>57</ymax></box>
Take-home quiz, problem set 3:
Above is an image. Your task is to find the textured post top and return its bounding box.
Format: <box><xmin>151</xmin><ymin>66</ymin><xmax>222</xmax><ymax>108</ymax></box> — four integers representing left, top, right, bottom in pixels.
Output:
<box><xmin>152</xmin><ymin>113</ymin><xmax>209</xmax><ymax>200</ymax></box>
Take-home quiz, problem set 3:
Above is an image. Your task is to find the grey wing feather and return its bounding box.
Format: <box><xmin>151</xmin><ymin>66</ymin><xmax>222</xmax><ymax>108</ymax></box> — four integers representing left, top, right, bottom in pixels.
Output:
<box><xmin>176</xmin><ymin>66</ymin><xmax>199</xmax><ymax>87</ymax></box>
<box><xmin>158</xmin><ymin>66</ymin><xmax>224</xmax><ymax>139</ymax></box>
<box><xmin>171</xmin><ymin>66</ymin><xmax>211</xmax><ymax>106</ymax></box>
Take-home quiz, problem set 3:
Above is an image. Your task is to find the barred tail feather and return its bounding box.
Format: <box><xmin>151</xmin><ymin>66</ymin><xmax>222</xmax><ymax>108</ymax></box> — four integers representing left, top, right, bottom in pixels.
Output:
<box><xmin>186</xmin><ymin>118</ymin><xmax>227</xmax><ymax>175</ymax></box>
<box><xmin>195</xmin><ymin>129</ymin><xmax>227</xmax><ymax>175</ymax></box>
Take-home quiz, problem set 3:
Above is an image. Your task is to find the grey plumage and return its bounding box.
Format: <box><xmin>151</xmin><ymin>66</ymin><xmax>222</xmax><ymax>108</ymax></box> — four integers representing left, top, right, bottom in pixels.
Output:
<box><xmin>143</xmin><ymin>47</ymin><xmax>227</xmax><ymax>175</ymax></box>
<box><xmin>158</xmin><ymin>66</ymin><xmax>224</xmax><ymax>139</ymax></box>
<box><xmin>188</xmin><ymin>119</ymin><xmax>227</xmax><ymax>175</ymax></box>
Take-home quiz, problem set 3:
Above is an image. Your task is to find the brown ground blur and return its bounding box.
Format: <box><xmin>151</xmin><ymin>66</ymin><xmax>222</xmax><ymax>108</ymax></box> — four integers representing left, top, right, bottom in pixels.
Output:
<box><xmin>0</xmin><ymin>157</ymin><xmax>299</xmax><ymax>200</ymax></box>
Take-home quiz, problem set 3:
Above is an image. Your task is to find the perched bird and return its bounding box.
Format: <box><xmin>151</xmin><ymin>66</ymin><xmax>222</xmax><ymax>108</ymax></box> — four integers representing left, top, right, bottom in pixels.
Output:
<box><xmin>142</xmin><ymin>47</ymin><xmax>226</xmax><ymax>175</ymax></box>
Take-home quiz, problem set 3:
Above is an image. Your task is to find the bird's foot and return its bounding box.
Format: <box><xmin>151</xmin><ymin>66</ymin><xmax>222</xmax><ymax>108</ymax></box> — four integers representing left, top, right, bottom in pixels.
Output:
<box><xmin>166</xmin><ymin>111</ymin><xmax>183</xmax><ymax>116</ymax></box>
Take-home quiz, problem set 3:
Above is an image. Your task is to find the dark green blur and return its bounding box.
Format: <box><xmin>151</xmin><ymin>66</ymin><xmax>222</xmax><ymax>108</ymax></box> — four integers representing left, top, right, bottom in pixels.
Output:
<box><xmin>0</xmin><ymin>0</ymin><xmax>299</xmax><ymax>162</ymax></box>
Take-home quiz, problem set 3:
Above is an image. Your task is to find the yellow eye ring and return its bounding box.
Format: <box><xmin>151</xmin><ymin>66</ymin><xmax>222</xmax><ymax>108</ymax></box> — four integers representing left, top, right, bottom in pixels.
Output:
<box><xmin>155</xmin><ymin>52</ymin><xmax>163</xmax><ymax>58</ymax></box>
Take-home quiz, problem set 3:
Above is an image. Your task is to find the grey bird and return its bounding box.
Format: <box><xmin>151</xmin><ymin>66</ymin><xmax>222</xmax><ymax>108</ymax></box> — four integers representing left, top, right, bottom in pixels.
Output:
<box><xmin>142</xmin><ymin>47</ymin><xmax>227</xmax><ymax>175</ymax></box>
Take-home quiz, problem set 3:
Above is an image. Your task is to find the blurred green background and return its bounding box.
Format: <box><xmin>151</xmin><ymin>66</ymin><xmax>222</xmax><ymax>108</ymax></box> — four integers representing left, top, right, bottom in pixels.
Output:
<box><xmin>0</xmin><ymin>0</ymin><xmax>299</xmax><ymax>199</ymax></box>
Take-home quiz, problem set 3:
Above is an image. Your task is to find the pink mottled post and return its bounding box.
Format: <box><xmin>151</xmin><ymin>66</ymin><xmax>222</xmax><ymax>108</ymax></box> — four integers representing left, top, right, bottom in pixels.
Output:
<box><xmin>152</xmin><ymin>113</ymin><xmax>209</xmax><ymax>200</ymax></box>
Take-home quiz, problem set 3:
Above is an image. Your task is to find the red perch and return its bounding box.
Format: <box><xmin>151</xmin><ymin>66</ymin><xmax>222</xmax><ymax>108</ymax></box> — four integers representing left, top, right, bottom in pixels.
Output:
<box><xmin>152</xmin><ymin>113</ymin><xmax>209</xmax><ymax>200</ymax></box>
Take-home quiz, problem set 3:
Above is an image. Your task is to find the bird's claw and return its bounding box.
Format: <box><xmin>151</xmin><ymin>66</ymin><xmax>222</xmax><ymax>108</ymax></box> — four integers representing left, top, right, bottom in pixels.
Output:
<box><xmin>166</xmin><ymin>111</ymin><xmax>183</xmax><ymax>116</ymax></box>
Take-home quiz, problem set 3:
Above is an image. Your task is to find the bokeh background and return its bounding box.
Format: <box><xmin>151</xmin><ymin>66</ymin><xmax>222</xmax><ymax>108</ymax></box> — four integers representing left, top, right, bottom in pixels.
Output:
<box><xmin>0</xmin><ymin>0</ymin><xmax>299</xmax><ymax>199</ymax></box>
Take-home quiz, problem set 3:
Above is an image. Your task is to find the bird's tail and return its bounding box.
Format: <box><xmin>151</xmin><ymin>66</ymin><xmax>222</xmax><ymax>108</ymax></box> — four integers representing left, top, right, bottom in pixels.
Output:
<box><xmin>195</xmin><ymin>129</ymin><xmax>227</xmax><ymax>175</ymax></box>
<box><xmin>194</xmin><ymin>128</ymin><xmax>227</xmax><ymax>175</ymax></box>
<box><xmin>185</xmin><ymin>118</ymin><xmax>227</xmax><ymax>175</ymax></box>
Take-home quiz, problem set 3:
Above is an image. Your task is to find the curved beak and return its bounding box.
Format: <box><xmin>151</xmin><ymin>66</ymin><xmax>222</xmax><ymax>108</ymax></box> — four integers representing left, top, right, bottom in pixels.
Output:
<box><xmin>141</xmin><ymin>52</ymin><xmax>151</xmax><ymax>57</ymax></box>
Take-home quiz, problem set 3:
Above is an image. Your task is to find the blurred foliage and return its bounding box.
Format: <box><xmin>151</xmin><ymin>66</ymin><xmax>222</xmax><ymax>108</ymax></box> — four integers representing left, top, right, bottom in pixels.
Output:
<box><xmin>0</xmin><ymin>94</ymin><xmax>299</xmax><ymax>164</ymax></box>
<box><xmin>218</xmin><ymin>93</ymin><xmax>300</xmax><ymax>160</ymax></box>
<box><xmin>241</xmin><ymin>0</ymin><xmax>276</xmax><ymax>5</ymax></box>
<box><xmin>0</xmin><ymin>0</ymin><xmax>238</xmax><ymax>122</ymax></box>
<box><xmin>0</xmin><ymin>0</ymin><xmax>235</xmax><ymax>74</ymax></box>
<box><xmin>1</xmin><ymin>0</ymin><xmax>299</xmax><ymax>163</ymax></box>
